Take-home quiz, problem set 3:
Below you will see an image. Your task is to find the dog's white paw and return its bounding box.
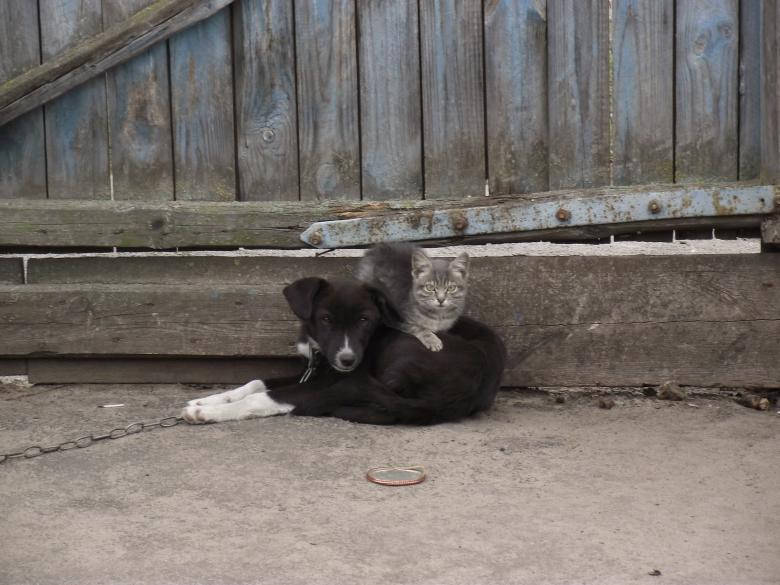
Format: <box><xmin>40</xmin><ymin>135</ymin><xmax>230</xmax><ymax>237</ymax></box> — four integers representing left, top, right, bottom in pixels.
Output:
<box><xmin>187</xmin><ymin>379</ymin><xmax>267</xmax><ymax>406</ymax></box>
<box><xmin>181</xmin><ymin>405</ymin><xmax>209</xmax><ymax>424</ymax></box>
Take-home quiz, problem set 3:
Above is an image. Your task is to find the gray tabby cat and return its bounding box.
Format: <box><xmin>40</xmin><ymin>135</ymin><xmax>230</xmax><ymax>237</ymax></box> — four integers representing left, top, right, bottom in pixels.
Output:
<box><xmin>355</xmin><ymin>243</ymin><xmax>469</xmax><ymax>351</ymax></box>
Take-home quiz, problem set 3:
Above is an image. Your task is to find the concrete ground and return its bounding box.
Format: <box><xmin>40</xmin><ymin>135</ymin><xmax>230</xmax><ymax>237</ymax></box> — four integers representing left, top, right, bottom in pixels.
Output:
<box><xmin>0</xmin><ymin>381</ymin><xmax>778</xmax><ymax>585</ymax></box>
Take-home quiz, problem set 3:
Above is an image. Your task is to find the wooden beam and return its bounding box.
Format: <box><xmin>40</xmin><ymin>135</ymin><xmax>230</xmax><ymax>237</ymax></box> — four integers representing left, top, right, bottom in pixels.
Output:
<box><xmin>0</xmin><ymin>258</ymin><xmax>23</xmax><ymax>284</ymax></box>
<box><xmin>27</xmin><ymin>358</ymin><xmax>300</xmax><ymax>384</ymax></box>
<box><xmin>0</xmin><ymin>0</ymin><xmax>235</xmax><ymax>128</ymax></box>
<box><xmin>5</xmin><ymin>254</ymin><xmax>780</xmax><ymax>387</ymax></box>
<box><xmin>0</xmin><ymin>183</ymin><xmax>775</xmax><ymax>249</ymax></box>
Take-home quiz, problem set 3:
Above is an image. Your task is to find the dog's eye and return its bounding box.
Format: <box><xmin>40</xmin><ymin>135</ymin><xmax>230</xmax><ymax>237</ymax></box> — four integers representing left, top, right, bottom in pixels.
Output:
<box><xmin>320</xmin><ymin>315</ymin><xmax>332</xmax><ymax>324</ymax></box>
<box><xmin>359</xmin><ymin>315</ymin><xmax>370</xmax><ymax>323</ymax></box>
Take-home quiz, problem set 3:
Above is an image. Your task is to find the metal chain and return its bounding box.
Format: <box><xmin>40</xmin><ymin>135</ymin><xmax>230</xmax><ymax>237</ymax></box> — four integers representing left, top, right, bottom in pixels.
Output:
<box><xmin>0</xmin><ymin>415</ymin><xmax>184</xmax><ymax>465</ymax></box>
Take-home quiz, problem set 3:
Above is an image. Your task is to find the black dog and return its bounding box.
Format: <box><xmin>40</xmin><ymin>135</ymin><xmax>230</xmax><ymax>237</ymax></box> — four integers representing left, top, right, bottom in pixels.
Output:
<box><xmin>182</xmin><ymin>277</ymin><xmax>506</xmax><ymax>425</ymax></box>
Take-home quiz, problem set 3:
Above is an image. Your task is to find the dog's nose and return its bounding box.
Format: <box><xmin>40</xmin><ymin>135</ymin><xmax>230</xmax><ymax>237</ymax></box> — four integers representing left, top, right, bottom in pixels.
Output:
<box><xmin>339</xmin><ymin>354</ymin><xmax>356</xmax><ymax>368</ymax></box>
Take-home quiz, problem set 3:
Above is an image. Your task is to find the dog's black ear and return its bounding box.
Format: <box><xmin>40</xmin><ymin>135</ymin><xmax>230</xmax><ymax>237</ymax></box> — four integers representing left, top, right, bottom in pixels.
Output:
<box><xmin>283</xmin><ymin>277</ymin><xmax>327</xmax><ymax>320</ymax></box>
<box><xmin>368</xmin><ymin>287</ymin><xmax>402</xmax><ymax>326</ymax></box>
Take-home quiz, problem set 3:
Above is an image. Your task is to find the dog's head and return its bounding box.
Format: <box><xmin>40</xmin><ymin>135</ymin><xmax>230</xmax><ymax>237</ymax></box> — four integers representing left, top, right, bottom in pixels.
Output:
<box><xmin>283</xmin><ymin>278</ymin><xmax>396</xmax><ymax>373</ymax></box>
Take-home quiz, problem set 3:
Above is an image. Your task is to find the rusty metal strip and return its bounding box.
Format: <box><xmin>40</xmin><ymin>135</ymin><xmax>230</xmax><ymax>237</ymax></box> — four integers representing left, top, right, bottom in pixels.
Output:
<box><xmin>300</xmin><ymin>185</ymin><xmax>776</xmax><ymax>247</ymax></box>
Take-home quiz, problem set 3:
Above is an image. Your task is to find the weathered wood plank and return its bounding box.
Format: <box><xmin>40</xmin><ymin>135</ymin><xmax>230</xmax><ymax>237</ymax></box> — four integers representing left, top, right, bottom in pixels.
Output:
<box><xmin>676</xmin><ymin>0</ymin><xmax>739</xmax><ymax>182</ymax></box>
<box><xmin>27</xmin><ymin>256</ymin><xmax>354</xmax><ymax>284</ymax></box>
<box><xmin>295</xmin><ymin>0</ymin><xmax>360</xmax><ymax>201</ymax></box>
<box><xmin>612</xmin><ymin>0</ymin><xmax>674</xmax><ymax>184</ymax></box>
<box><xmin>27</xmin><ymin>357</ymin><xmax>300</xmax><ymax>384</ymax></box>
<box><xmin>739</xmin><ymin>0</ymin><xmax>761</xmax><ymax>180</ymax></box>
<box><xmin>104</xmin><ymin>0</ymin><xmax>174</xmax><ymax>201</ymax></box>
<box><xmin>762</xmin><ymin>215</ymin><xmax>780</xmax><ymax>245</ymax></box>
<box><xmin>420</xmin><ymin>0</ymin><xmax>485</xmax><ymax>198</ymax></box>
<box><xmin>233</xmin><ymin>0</ymin><xmax>298</xmax><ymax>201</ymax></box>
<box><xmin>5</xmin><ymin>254</ymin><xmax>780</xmax><ymax>387</ymax></box>
<box><xmin>0</xmin><ymin>0</ymin><xmax>46</xmax><ymax>200</ymax></box>
<box><xmin>0</xmin><ymin>183</ymin><xmax>774</xmax><ymax>249</ymax></box>
<box><xmin>548</xmin><ymin>0</ymin><xmax>610</xmax><ymax>189</ymax></box>
<box><xmin>358</xmin><ymin>0</ymin><xmax>422</xmax><ymax>200</ymax></box>
<box><xmin>0</xmin><ymin>360</ymin><xmax>27</xmax><ymax>376</ymax></box>
<box><xmin>484</xmin><ymin>0</ymin><xmax>548</xmax><ymax>194</ymax></box>
<box><xmin>0</xmin><ymin>0</ymin><xmax>236</xmax><ymax>128</ymax></box>
<box><xmin>0</xmin><ymin>258</ymin><xmax>24</xmax><ymax>284</ymax></box>
<box><xmin>762</xmin><ymin>0</ymin><xmax>780</xmax><ymax>183</ymax></box>
<box><xmin>169</xmin><ymin>7</ymin><xmax>236</xmax><ymax>201</ymax></box>
<box><xmin>41</xmin><ymin>0</ymin><xmax>110</xmax><ymax>200</ymax></box>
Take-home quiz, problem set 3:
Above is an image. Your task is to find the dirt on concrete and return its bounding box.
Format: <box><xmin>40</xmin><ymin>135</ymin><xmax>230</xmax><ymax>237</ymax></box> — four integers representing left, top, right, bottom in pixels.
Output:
<box><xmin>0</xmin><ymin>382</ymin><xmax>778</xmax><ymax>585</ymax></box>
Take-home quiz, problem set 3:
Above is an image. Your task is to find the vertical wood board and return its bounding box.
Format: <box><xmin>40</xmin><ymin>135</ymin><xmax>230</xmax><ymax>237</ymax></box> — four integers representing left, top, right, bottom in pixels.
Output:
<box><xmin>739</xmin><ymin>0</ymin><xmax>761</xmax><ymax>180</ymax></box>
<box><xmin>484</xmin><ymin>0</ymin><xmax>549</xmax><ymax>194</ymax></box>
<box><xmin>612</xmin><ymin>0</ymin><xmax>674</xmax><ymax>184</ymax></box>
<box><xmin>0</xmin><ymin>0</ymin><xmax>46</xmax><ymax>200</ymax></box>
<box><xmin>170</xmin><ymin>7</ymin><xmax>236</xmax><ymax>201</ymax></box>
<box><xmin>675</xmin><ymin>0</ymin><xmax>739</xmax><ymax>182</ymax></box>
<box><xmin>104</xmin><ymin>0</ymin><xmax>174</xmax><ymax>201</ymax></box>
<box><xmin>420</xmin><ymin>0</ymin><xmax>486</xmax><ymax>198</ymax></box>
<box><xmin>41</xmin><ymin>0</ymin><xmax>110</xmax><ymax>200</ymax></box>
<box><xmin>234</xmin><ymin>0</ymin><xmax>299</xmax><ymax>201</ymax></box>
<box><xmin>295</xmin><ymin>0</ymin><xmax>361</xmax><ymax>201</ymax></box>
<box><xmin>762</xmin><ymin>0</ymin><xmax>780</xmax><ymax>183</ymax></box>
<box><xmin>359</xmin><ymin>0</ymin><xmax>423</xmax><ymax>200</ymax></box>
<box><xmin>548</xmin><ymin>0</ymin><xmax>610</xmax><ymax>190</ymax></box>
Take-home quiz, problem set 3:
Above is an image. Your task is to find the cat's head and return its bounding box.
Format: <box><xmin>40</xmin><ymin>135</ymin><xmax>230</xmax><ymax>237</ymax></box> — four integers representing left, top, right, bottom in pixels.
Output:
<box><xmin>411</xmin><ymin>250</ymin><xmax>469</xmax><ymax>311</ymax></box>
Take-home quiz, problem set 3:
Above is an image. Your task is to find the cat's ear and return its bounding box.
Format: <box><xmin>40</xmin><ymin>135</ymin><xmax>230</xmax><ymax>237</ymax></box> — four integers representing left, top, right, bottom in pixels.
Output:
<box><xmin>450</xmin><ymin>252</ymin><xmax>469</xmax><ymax>279</ymax></box>
<box><xmin>368</xmin><ymin>286</ymin><xmax>402</xmax><ymax>326</ymax></box>
<box><xmin>411</xmin><ymin>249</ymin><xmax>432</xmax><ymax>280</ymax></box>
<box><xmin>283</xmin><ymin>277</ymin><xmax>327</xmax><ymax>320</ymax></box>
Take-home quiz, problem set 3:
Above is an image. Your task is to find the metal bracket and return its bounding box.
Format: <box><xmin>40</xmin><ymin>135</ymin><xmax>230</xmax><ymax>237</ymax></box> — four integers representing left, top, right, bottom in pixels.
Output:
<box><xmin>300</xmin><ymin>184</ymin><xmax>775</xmax><ymax>248</ymax></box>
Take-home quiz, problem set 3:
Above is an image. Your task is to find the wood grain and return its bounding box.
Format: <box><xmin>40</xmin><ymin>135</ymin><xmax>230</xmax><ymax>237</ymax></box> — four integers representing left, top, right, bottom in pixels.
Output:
<box><xmin>233</xmin><ymin>0</ymin><xmax>299</xmax><ymax>201</ymax></box>
<box><xmin>359</xmin><ymin>0</ymin><xmax>422</xmax><ymax>200</ymax></box>
<box><xmin>104</xmin><ymin>0</ymin><xmax>174</xmax><ymax>201</ymax></box>
<box><xmin>548</xmin><ymin>0</ymin><xmax>610</xmax><ymax>189</ymax></box>
<box><xmin>0</xmin><ymin>0</ymin><xmax>46</xmax><ymax>200</ymax></box>
<box><xmin>295</xmin><ymin>0</ymin><xmax>360</xmax><ymax>201</ymax></box>
<box><xmin>612</xmin><ymin>0</ymin><xmax>674</xmax><ymax>184</ymax></box>
<box><xmin>675</xmin><ymin>0</ymin><xmax>739</xmax><ymax>182</ymax></box>
<box><xmin>169</xmin><ymin>7</ymin><xmax>235</xmax><ymax>201</ymax></box>
<box><xmin>27</xmin><ymin>357</ymin><xmax>301</xmax><ymax>384</ymax></box>
<box><xmin>420</xmin><ymin>0</ymin><xmax>485</xmax><ymax>198</ymax></box>
<box><xmin>762</xmin><ymin>0</ymin><xmax>780</xmax><ymax>183</ymax></box>
<box><xmin>738</xmin><ymin>0</ymin><xmax>761</xmax><ymax>180</ymax></box>
<box><xmin>0</xmin><ymin>360</ymin><xmax>27</xmax><ymax>376</ymax></box>
<box><xmin>0</xmin><ymin>258</ymin><xmax>23</xmax><ymax>284</ymax></box>
<box><xmin>1</xmin><ymin>182</ymin><xmax>773</xmax><ymax>249</ymax></box>
<box><xmin>5</xmin><ymin>254</ymin><xmax>780</xmax><ymax>387</ymax></box>
<box><xmin>0</xmin><ymin>0</ymin><xmax>236</xmax><ymax>127</ymax></box>
<box><xmin>484</xmin><ymin>0</ymin><xmax>548</xmax><ymax>195</ymax></box>
<box><xmin>41</xmin><ymin>0</ymin><xmax>110</xmax><ymax>200</ymax></box>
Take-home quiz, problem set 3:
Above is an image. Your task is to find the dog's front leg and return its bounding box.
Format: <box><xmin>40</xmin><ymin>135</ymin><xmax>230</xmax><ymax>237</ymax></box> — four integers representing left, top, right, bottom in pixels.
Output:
<box><xmin>186</xmin><ymin>379</ymin><xmax>267</xmax><ymax>407</ymax></box>
<box><xmin>182</xmin><ymin>390</ymin><xmax>294</xmax><ymax>424</ymax></box>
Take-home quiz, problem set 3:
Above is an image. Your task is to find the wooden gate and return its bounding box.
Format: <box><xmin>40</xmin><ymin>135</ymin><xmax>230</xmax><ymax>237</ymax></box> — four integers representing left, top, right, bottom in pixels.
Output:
<box><xmin>0</xmin><ymin>0</ymin><xmax>778</xmax><ymax>387</ymax></box>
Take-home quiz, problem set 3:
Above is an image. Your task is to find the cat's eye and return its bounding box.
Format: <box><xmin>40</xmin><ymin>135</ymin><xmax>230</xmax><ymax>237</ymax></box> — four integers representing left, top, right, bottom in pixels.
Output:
<box><xmin>446</xmin><ymin>284</ymin><xmax>458</xmax><ymax>293</ymax></box>
<box><xmin>320</xmin><ymin>314</ymin><xmax>332</xmax><ymax>324</ymax></box>
<box><xmin>424</xmin><ymin>283</ymin><xmax>435</xmax><ymax>292</ymax></box>
<box><xmin>358</xmin><ymin>315</ymin><xmax>370</xmax><ymax>323</ymax></box>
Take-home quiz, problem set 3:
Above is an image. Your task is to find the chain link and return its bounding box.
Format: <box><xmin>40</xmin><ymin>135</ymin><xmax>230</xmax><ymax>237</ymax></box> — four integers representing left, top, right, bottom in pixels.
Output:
<box><xmin>0</xmin><ymin>416</ymin><xmax>184</xmax><ymax>465</ymax></box>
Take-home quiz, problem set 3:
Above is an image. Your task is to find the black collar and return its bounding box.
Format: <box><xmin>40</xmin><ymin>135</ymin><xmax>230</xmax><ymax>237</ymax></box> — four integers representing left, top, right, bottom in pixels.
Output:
<box><xmin>299</xmin><ymin>347</ymin><xmax>323</xmax><ymax>383</ymax></box>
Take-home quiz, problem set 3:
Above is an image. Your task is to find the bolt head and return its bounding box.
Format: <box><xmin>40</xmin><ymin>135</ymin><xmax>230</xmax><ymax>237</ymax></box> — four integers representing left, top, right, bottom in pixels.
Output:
<box><xmin>648</xmin><ymin>200</ymin><xmax>662</xmax><ymax>214</ymax></box>
<box><xmin>555</xmin><ymin>208</ymin><xmax>571</xmax><ymax>222</ymax></box>
<box><xmin>309</xmin><ymin>231</ymin><xmax>323</xmax><ymax>246</ymax></box>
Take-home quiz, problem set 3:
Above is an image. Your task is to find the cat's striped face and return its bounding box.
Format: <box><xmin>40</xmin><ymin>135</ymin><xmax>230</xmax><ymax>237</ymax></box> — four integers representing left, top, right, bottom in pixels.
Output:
<box><xmin>411</xmin><ymin>251</ymin><xmax>469</xmax><ymax>311</ymax></box>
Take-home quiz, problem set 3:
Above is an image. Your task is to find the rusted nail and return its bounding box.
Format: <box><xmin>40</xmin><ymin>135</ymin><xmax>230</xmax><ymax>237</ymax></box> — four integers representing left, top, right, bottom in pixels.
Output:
<box><xmin>451</xmin><ymin>213</ymin><xmax>468</xmax><ymax>232</ymax></box>
<box><xmin>648</xmin><ymin>200</ymin><xmax>662</xmax><ymax>214</ymax></box>
<box><xmin>309</xmin><ymin>230</ymin><xmax>323</xmax><ymax>246</ymax></box>
<box><xmin>555</xmin><ymin>208</ymin><xmax>571</xmax><ymax>222</ymax></box>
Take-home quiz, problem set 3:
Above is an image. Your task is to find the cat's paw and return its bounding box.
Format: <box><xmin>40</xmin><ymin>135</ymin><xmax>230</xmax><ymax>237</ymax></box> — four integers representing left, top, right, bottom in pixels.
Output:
<box><xmin>419</xmin><ymin>331</ymin><xmax>443</xmax><ymax>352</ymax></box>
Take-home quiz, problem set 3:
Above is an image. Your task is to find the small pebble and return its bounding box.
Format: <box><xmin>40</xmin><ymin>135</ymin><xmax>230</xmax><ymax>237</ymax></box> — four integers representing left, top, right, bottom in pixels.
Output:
<box><xmin>657</xmin><ymin>381</ymin><xmax>686</xmax><ymax>401</ymax></box>
<box><xmin>554</xmin><ymin>394</ymin><xmax>567</xmax><ymax>404</ymax></box>
<box><xmin>598</xmin><ymin>397</ymin><xmax>615</xmax><ymax>410</ymax></box>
